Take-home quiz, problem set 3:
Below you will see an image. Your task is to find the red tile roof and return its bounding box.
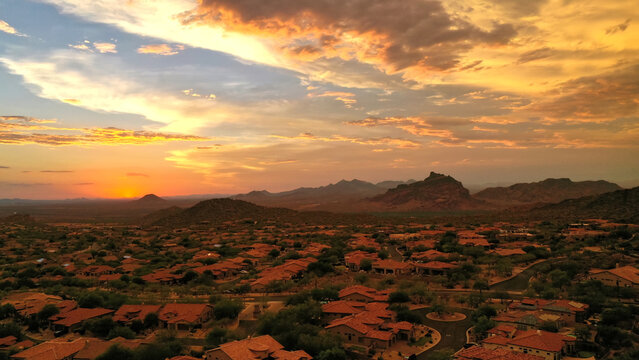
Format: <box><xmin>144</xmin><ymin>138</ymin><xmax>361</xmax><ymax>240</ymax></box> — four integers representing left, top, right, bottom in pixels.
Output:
<box><xmin>50</xmin><ymin>308</ymin><xmax>114</xmax><ymax>327</ymax></box>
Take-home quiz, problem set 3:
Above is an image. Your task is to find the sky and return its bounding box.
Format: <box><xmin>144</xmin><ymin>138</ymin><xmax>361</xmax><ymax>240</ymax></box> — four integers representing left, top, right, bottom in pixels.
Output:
<box><xmin>0</xmin><ymin>0</ymin><xmax>638</xmax><ymax>199</ymax></box>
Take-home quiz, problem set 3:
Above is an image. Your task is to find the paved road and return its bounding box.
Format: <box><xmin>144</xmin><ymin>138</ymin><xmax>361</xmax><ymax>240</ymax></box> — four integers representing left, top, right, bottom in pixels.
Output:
<box><xmin>415</xmin><ymin>308</ymin><xmax>473</xmax><ymax>360</ymax></box>
<box><xmin>489</xmin><ymin>259</ymin><xmax>553</xmax><ymax>292</ymax></box>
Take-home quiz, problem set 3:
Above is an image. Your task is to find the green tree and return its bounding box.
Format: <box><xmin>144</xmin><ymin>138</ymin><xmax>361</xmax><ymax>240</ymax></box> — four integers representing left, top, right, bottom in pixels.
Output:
<box><xmin>95</xmin><ymin>345</ymin><xmax>134</xmax><ymax>360</ymax></box>
<box><xmin>213</xmin><ymin>299</ymin><xmax>244</xmax><ymax>320</ymax></box>
<box><xmin>359</xmin><ymin>258</ymin><xmax>373</xmax><ymax>271</ymax></box>
<box><xmin>143</xmin><ymin>312</ymin><xmax>159</xmax><ymax>329</ymax></box>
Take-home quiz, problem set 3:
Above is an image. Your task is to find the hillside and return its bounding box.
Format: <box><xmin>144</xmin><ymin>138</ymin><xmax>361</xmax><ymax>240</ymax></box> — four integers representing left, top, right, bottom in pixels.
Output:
<box><xmin>475</xmin><ymin>178</ymin><xmax>622</xmax><ymax>206</ymax></box>
<box><xmin>148</xmin><ymin>198</ymin><xmax>376</xmax><ymax>227</ymax></box>
<box><xmin>526</xmin><ymin>186</ymin><xmax>639</xmax><ymax>223</ymax></box>
<box><xmin>363</xmin><ymin>172</ymin><xmax>490</xmax><ymax>212</ymax></box>
<box><xmin>232</xmin><ymin>179</ymin><xmax>386</xmax><ymax>210</ymax></box>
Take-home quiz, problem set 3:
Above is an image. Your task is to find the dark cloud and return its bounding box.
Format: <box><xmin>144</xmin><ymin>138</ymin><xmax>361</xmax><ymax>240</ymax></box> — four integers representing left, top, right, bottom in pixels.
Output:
<box><xmin>517</xmin><ymin>47</ymin><xmax>554</xmax><ymax>64</ymax></box>
<box><xmin>1</xmin><ymin>182</ymin><xmax>53</xmax><ymax>187</ymax></box>
<box><xmin>41</xmin><ymin>170</ymin><xmax>74</xmax><ymax>173</ymax></box>
<box><xmin>493</xmin><ymin>0</ymin><xmax>549</xmax><ymax>17</ymax></box>
<box><xmin>606</xmin><ymin>19</ymin><xmax>631</xmax><ymax>35</ymax></box>
<box><xmin>0</xmin><ymin>166</ymin><xmax>8</xmax><ymax>169</ymax></box>
<box><xmin>73</xmin><ymin>182</ymin><xmax>94</xmax><ymax>186</ymax></box>
<box><xmin>188</xmin><ymin>0</ymin><xmax>517</xmax><ymax>71</ymax></box>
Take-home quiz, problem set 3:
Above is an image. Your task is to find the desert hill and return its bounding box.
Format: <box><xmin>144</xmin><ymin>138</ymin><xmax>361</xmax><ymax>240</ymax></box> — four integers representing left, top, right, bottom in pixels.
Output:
<box><xmin>475</xmin><ymin>178</ymin><xmax>622</xmax><ymax>206</ymax></box>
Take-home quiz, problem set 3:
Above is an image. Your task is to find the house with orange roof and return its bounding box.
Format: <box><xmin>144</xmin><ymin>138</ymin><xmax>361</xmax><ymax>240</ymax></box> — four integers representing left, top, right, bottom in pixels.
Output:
<box><xmin>508</xmin><ymin>299</ymin><xmax>589</xmax><ymax>324</ymax></box>
<box><xmin>482</xmin><ymin>329</ymin><xmax>575</xmax><ymax>360</ymax></box>
<box><xmin>455</xmin><ymin>345</ymin><xmax>544</xmax><ymax>360</ymax></box>
<box><xmin>588</xmin><ymin>265</ymin><xmax>639</xmax><ymax>290</ymax></box>
<box><xmin>2</xmin><ymin>293</ymin><xmax>76</xmax><ymax>319</ymax></box>
<box><xmin>410</xmin><ymin>249</ymin><xmax>450</xmax><ymax>262</ymax></box>
<box><xmin>10</xmin><ymin>338</ymin><xmax>87</xmax><ymax>360</ymax></box>
<box><xmin>338</xmin><ymin>285</ymin><xmax>388</xmax><ymax>303</ymax></box>
<box><xmin>372</xmin><ymin>259</ymin><xmax>413</xmax><ymax>275</ymax></box>
<box><xmin>49</xmin><ymin>308</ymin><xmax>114</xmax><ymax>333</ymax></box>
<box><xmin>458</xmin><ymin>231</ymin><xmax>491</xmax><ymax>248</ymax></box>
<box><xmin>140</xmin><ymin>270</ymin><xmax>183</xmax><ymax>285</ymax></box>
<box><xmin>73</xmin><ymin>337</ymin><xmax>144</xmax><ymax>360</ymax></box>
<box><xmin>344</xmin><ymin>251</ymin><xmax>378</xmax><ymax>271</ymax></box>
<box><xmin>325</xmin><ymin>311</ymin><xmax>407</xmax><ymax>351</ymax></box>
<box><xmin>204</xmin><ymin>335</ymin><xmax>311</xmax><ymax>360</ymax></box>
<box><xmin>112</xmin><ymin>304</ymin><xmax>162</xmax><ymax>324</ymax></box>
<box><xmin>158</xmin><ymin>303</ymin><xmax>213</xmax><ymax>330</ymax></box>
<box><xmin>413</xmin><ymin>261</ymin><xmax>457</xmax><ymax>275</ymax></box>
<box><xmin>492</xmin><ymin>248</ymin><xmax>527</xmax><ymax>257</ymax></box>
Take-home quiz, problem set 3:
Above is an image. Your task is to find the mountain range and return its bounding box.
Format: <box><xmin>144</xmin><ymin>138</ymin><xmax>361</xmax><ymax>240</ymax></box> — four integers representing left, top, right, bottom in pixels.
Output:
<box><xmin>232</xmin><ymin>179</ymin><xmax>416</xmax><ymax>211</ymax></box>
<box><xmin>474</xmin><ymin>178</ymin><xmax>622</xmax><ymax>206</ymax></box>
<box><xmin>232</xmin><ymin>173</ymin><xmax>622</xmax><ymax>213</ymax></box>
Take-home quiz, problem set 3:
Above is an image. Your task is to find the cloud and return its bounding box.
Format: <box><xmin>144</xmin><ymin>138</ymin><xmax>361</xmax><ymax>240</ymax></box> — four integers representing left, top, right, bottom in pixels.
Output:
<box><xmin>0</xmin><ymin>166</ymin><xmax>9</xmax><ymax>169</ymax></box>
<box><xmin>517</xmin><ymin>47</ymin><xmax>554</xmax><ymax>64</ymax></box>
<box><xmin>68</xmin><ymin>41</ymin><xmax>117</xmax><ymax>53</ymax></box>
<box><xmin>0</xmin><ymin>182</ymin><xmax>53</xmax><ymax>187</ymax></box>
<box><xmin>0</xmin><ymin>51</ymin><xmax>244</xmax><ymax>134</ymax></box>
<box><xmin>271</xmin><ymin>132</ymin><xmax>421</xmax><ymax>149</ymax></box>
<box><xmin>126</xmin><ymin>172</ymin><xmax>149</xmax><ymax>177</ymax></box>
<box><xmin>93</xmin><ymin>42</ymin><xmax>117</xmax><ymax>54</ymax></box>
<box><xmin>0</xmin><ymin>115</ymin><xmax>207</xmax><ymax>146</ymax></box>
<box><xmin>526</xmin><ymin>64</ymin><xmax>639</xmax><ymax>122</ymax></box>
<box><xmin>606</xmin><ymin>19</ymin><xmax>631</xmax><ymax>35</ymax></box>
<box><xmin>187</xmin><ymin>0</ymin><xmax>516</xmax><ymax>74</ymax></box>
<box><xmin>73</xmin><ymin>182</ymin><xmax>94</xmax><ymax>186</ymax></box>
<box><xmin>182</xmin><ymin>89</ymin><xmax>216</xmax><ymax>100</ymax></box>
<box><xmin>41</xmin><ymin>170</ymin><xmax>74</xmax><ymax>173</ymax></box>
<box><xmin>0</xmin><ymin>19</ymin><xmax>27</xmax><ymax>37</ymax></box>
<box><xmin>308</xmin><ymin>91</ymin><xmax>357</xmax><ymax>107</ymax></box>
<box><xmin>137</xmin><ymin>44</ymin><xmax>184</xmax><ymax>56</ymax></box>
<box><xmin>348</xmin><ymin>116</ymin><xmax>455</xmax><ymax>138</ymax></box>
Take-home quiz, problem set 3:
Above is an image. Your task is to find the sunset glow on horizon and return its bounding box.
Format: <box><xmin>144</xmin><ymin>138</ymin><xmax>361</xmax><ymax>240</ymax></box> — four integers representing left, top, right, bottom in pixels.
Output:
<box><xmin>1</xmin><ymin>0</ymin><xmax>638</xmax><ymax>199</ymax></box>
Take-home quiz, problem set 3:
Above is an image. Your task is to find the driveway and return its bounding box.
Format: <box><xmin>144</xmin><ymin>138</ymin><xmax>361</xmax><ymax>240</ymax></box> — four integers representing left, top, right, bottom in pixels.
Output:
<box><xmin>415</xmin><ymin>308</ymin><xmax>473</xmax><ymax>359</ymax></box>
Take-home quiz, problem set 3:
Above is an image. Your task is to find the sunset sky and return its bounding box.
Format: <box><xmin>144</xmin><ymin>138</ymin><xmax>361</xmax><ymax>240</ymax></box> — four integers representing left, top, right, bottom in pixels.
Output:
<box><xmin>1</xmin><ymin>0</ymin><xmax>638</xmax><ymax>199</ymax></box>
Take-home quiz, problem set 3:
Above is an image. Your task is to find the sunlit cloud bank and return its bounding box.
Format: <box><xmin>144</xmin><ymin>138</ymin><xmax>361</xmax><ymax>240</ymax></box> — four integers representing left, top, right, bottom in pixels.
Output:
<box><xmin>0</xmin><ymin>116</ymin><xmax>206</xmax><ymax>146</ymax></box>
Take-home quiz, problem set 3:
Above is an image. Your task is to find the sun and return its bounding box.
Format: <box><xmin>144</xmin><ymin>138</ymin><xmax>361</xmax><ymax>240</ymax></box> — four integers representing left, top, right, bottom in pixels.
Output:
<box><xmin>103</xmin><ymin>185</ymin><xmax>142</xmax><ymax>199</ymax></box>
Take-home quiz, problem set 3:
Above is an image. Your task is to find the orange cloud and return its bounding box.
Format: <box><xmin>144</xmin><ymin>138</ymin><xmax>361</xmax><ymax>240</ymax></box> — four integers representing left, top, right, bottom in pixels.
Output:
<box><xmin>0</xmin><ymin>115</ymin><xmax>207</xmax><ymax>146</ymax></box>
<box><xmin>271</xmin><ymin>132</ymin><xmax>421</xmax><ymax>149</ymax></box>
<box><xmin>137</xmin><ymin>44</ymin><xmax>185</xmax><ymax>56</ymax></box>
<box><xmin>308</xmin><ymin>91</ymin><xmax>357</xmax><ymax>107</ymax></box>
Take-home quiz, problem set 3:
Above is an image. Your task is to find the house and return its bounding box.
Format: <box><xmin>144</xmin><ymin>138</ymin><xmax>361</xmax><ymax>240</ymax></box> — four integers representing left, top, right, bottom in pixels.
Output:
<box><xmin>158</xmin><ymin>303</ymin><xmax>213</xmax><ymax>330</ymax></box>
<box><xmin>204</xmin><ymin>335</ymin><xmax>311</xmax><ymax>360</ymax></box>
<box><xmin>11</xmin><ymin>338</ymin><xmax>87</xmax><ymax>360</ymax></box>
<box><xmin>492</xmin><ymin>249</ymin><xmax>527</xmax><ymax>257</ymax></box>
<box><xmin>344</xmin><ymin>251</ymin><xmax>378</xmax><ymax>271</ymax></box>
<box><xmin>1</xmin><ymin>293</ymin><xmax>76</xmax><ymax>319</ymax></box>
<box><xmin>493</xmin><ymin>311</ymin><xmax>562</xmax><ymax>331</ymax></box>
<box><xmin>588</xmin><ymin>265</ymin><xmax>639</xmax><ymax>289</ymax></box>
<box><xmin>338</xmin><ymin>285</ymin><xmax>388</xmax><ymax>303</ymax></box>
<box><xmin>325</xmin><ymin>314</ymin><xmax>395</xmax><ymax>350</ymax></box>
<box><xmin>49</xmin><ymin>308</ymin><xmax>114</xmax><ymax>333</ymax></box>
<box><xmin>73</xmin><ymin>338</ymin><xmax>144</xmax><ymax>360</ymax></box>
<box><xmin>482</xmin><ymin>329</ymin><xmax>575</xmax><ymax>360</ymax></box>
<box><xmin>112</xmin><ymin>305</ymin><xmax>162</xmax><ymax>324</ymax></box>
<box><xmin>411</xmin><ymin>250</ymin><xmax>450</xmax><ymax>262</ymax></box>
<box><xmin>372</xmin><ymin>259</ymin><xmax>413</xmax><ymax>275</ymax></box>
<box><xmin>508</xmin><ymin>299</ymin><xmax>589</xmax><ymax>324</ymax></box>
<box><xmin>322</xmin><ymin>301</ymin><xmax>394</xmax><ymax>323</ymax></box>
<box><xmin>413</xmin><ymin>261</ymin><xmax>456</xmax><ymax>275</ymax></box>
<box><xmin>455</xmin><ymin>345</ymin><xmax>544</xmax><ymax>360</ymax></box>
